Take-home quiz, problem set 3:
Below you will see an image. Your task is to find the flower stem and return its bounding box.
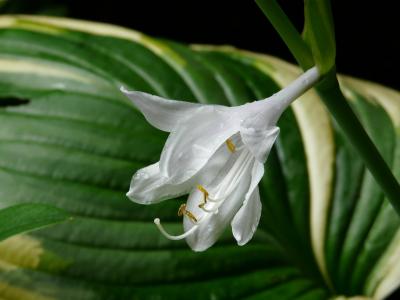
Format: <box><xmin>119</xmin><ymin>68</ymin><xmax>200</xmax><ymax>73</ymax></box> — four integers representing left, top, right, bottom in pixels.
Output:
<box><xmin>255</xmin><ymin>0</ymin><xmax>314</xmax><ymax>70</ymax></box>
<box><xmin>316</xmin><ymin>70</ymin><xmax>400</xmax><ymax>214</ymax></box>
<box><xmin>255</xmin><ymin>0</ymin><xmax>400</xmax><ymax>214</ymax></box>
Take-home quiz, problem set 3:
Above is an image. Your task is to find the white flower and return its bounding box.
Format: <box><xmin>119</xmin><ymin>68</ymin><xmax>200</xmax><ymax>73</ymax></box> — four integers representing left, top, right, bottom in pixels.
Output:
<box><xmin>121</xmin><ymin>66</ymin><xmax>319</xmax><ymax>251</ymax></box>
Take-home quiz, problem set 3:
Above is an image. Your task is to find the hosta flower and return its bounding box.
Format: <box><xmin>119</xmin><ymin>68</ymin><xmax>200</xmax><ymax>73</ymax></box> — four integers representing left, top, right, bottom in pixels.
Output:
<box><xmin>122</xmin><ymin>66</ymin><xmax>319</xmax><ymax>251</ymax></box>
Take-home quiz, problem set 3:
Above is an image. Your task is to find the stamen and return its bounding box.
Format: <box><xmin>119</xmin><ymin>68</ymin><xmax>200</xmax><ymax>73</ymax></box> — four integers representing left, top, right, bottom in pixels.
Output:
<box><xmin>177</xmin><ymin>203</ymin><xmax>198</xmax><ymax>223</ymax></box>
<box><xmin>199</xmin><ymin>205</ymin><xmax>219</xmax><ymax>214</ymax></box>
<box><xmin>226</xmin><ymin>138</ymin><xmax>236</xmax><ymax>153</ymax></box>
<box><xmin>201</xmin><ymin>150</ymin><xmax>254</xmax><ymax>212</ymax></box>
<box><xmin>197</xmin><ymin>184</ymin><xmax>209</xmax><ymax>208</ymax></box>
<box><xmin>207</xmin><ymin>196</ymin><xmax>225</xmax><ymax>202</ymax></box>
<box><xmin>154</xmin><ymin>218</ymin><xmax>198</xmax><ymax>240</ymax></box>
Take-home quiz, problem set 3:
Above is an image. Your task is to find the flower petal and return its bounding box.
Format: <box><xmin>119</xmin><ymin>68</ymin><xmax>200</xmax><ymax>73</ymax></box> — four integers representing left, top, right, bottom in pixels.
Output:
<box><xmin>159</xmin><ymin>106</ymin><xmax>239</xmax><ymax>184</ymax></box>
<box><xmin>246</xmin><ymin>160</ymin><xmax>265</xmax><ymax>200</ymax></box>
<box><xmin>126</xmin><ymin>162</ymin><xmax>192</xmax><ymax>204</ymax></box>
<box><xmin>183</xmin><ymin>181</ymin><xmax>250</xmax><ymax>251</ymax></box>
<box><xmin>121</xmin><ymin>88</ymin><xmax>202</xmax><ymax>132</ymax></box>
<box><xmin>231</xmin><ymin>187</ymin><xmax>262</xmax><ymax>246</ymax></box>
<box><xmin>127</xmin><ymin>141</ymin><xmax>232</xmax><ymax>205</ymax></box>
<box><xmin>240</xmin><ymin>125</ymin><xmax>280</xmax><ymax>163</ymax></box>
<box><xmin>183</xmin><ymin>152</ymin><xmax>254</xmax><ymax>251</ymax></box>
<box><xmin>231</xmin><ymin>160</ymin><xmax>264</xmax><ymax>245</ymax></box>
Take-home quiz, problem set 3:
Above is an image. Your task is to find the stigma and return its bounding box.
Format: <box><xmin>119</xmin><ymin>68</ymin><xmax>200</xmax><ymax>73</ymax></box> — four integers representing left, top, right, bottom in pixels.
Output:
<box><xmin>153</xmin><ymin>203</ymin><xmax>199</xmax><ymax>241</ymax></box>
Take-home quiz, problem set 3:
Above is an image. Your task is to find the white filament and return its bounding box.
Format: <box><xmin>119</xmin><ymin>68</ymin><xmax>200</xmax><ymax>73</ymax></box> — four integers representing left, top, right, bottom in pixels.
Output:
<box><xmin>200</xmin><ymin>149</ymin><xmax>254</xmax><ymax>213</ymax></box>
<box><xmin>200</xmin><ymin>206</ymin><xmax>219</xmax><ymax>213</ymax></box>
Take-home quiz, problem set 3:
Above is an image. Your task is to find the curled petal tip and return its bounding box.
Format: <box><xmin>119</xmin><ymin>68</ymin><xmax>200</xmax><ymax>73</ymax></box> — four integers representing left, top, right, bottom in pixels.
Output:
<box><xmin>154</xmin><ymin>218</ymin><xmax>160</xmax><ymax>225</ymax></box>
<box><xmin>120</xmin><ymin>86</ymin><xmax>134</xmax><ymax>95</ymax></box>
<box><xmin>126</xmin><ymin>189</ymin><xmax>135</xmax><ymax>199</ymax></box>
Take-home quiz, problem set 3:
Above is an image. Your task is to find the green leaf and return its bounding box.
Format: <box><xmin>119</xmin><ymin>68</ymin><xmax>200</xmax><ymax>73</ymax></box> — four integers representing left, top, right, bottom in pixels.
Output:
<box><xmin>0</xmin><ymin>15</ymin><xmax>398</xmax><ymax>300</ymax></box>
<box><xmin>0</xmin><ymin>203</ymin><xmax>69</xmax><ymax>241</ymax></box>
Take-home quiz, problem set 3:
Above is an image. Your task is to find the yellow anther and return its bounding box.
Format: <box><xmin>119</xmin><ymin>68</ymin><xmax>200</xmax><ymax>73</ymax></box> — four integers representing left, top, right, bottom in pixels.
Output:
<box><xmin>177</xmin><ymin>203</ymin><xmax>197</xmax><ymax>223</ymax></box>
<box><xmin>177</xmin><ymin>203</ymin><xmax>185</xmax><ymax>216</ymax></box>
<box><xmin>197</xmin><ymin>184</ymin><xmax>209</xmax><ymax>208</ymax></box>
<box><xmin>226</xmin><ymin>138</ymin><xmax>236</xmax><ymax>153</ymax></box>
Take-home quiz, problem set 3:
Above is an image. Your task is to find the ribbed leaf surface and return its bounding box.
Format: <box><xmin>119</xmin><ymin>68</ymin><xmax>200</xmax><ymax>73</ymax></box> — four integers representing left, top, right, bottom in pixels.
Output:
<box><xmin>0</xmin><ymin>16</ymin><xmax>399</xmax><ymax>300</ymax></box>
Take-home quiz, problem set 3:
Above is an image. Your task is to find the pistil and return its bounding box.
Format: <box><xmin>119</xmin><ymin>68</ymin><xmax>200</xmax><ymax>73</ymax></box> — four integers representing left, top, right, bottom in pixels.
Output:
<box><xmin>154</xmin><ymin>218</ymin><xmax>199</xmax><ymax>240</ymax></box>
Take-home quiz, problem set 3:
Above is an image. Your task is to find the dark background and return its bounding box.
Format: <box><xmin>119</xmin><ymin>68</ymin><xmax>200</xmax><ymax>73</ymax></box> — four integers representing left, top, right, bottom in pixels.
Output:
<box><xmin>1</xmin><ymin>0</ymin><xmax>399</xmax><ymax>90</ymax></box>
<box><xmin>1</xmin><ymin>1</ymin><xmax>399</xmax><ymax>298</ymax></box>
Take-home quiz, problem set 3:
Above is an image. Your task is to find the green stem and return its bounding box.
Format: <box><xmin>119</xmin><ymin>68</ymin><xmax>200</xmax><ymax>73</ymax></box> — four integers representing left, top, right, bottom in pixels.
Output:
<box><xmin>255</xmin><ymin>0</ymin><xmax>314</xmax><ymax>69</ymax></box>
<box><xmin>255</xmin><ymin>0</ymin><xmax>400</xmax><ymax>214</ymax></box>
<box><xmin>316</xmin><ymin>70</ymin><xmax>400</xmax><ymax>214</ymax></box>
